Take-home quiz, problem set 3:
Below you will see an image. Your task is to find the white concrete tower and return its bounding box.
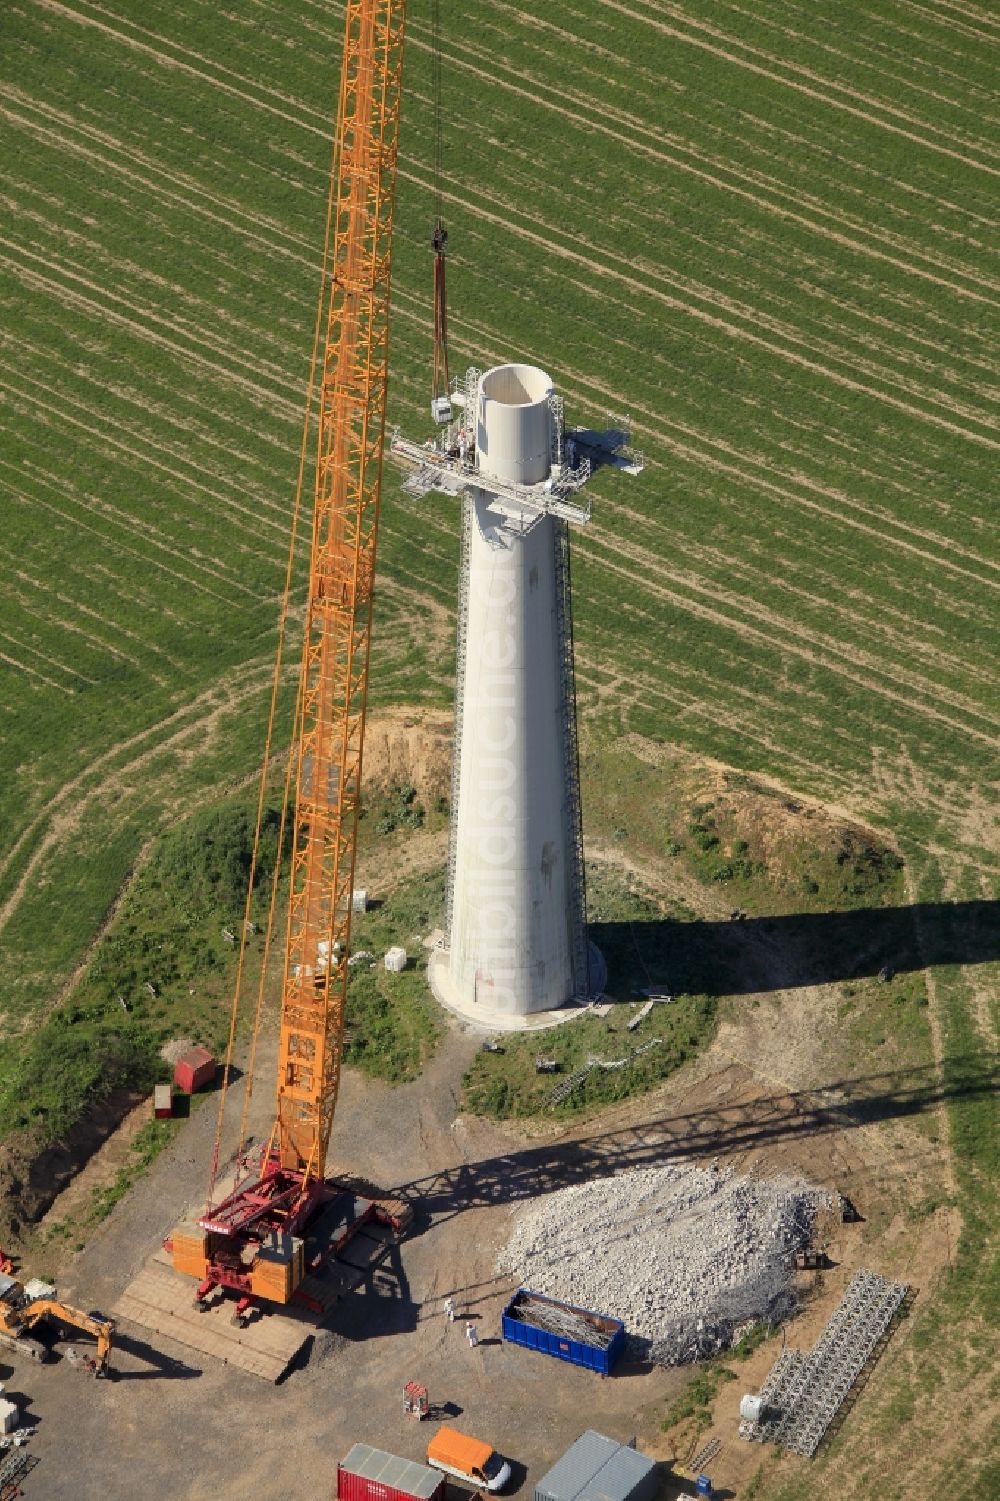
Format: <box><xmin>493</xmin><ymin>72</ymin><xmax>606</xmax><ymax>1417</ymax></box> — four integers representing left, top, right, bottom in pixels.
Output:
<box><xmin>447</xmin><ymin>363</ymin><xmax>587</xmax><ymax>1017</ymax></box>
<box><xmin>392</xmin><ymin>362</ymin><xmax>642</xmax><ymax>1025</ymax></box>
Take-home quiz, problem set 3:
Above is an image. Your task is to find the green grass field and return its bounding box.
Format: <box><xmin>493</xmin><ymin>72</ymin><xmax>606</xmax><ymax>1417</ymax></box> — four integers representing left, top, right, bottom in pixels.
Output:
<box><xmin>0</xmin><ymin>2</ymin><xmax>997</xmax><ymax>1494</ymax></box>
<box><xmin>1</xmin><ymin>0</ymin><xmax>996</xmax><ymax>1017</ymax></box>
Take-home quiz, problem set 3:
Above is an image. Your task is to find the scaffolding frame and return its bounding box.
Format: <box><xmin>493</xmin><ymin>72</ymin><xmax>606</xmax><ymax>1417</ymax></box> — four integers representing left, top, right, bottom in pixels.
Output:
<box><xmin>741</xmin><ymin>1269</ymin><xmax>909</xmax><ymax>1457</ymax></box>
<box><xmin>445</xmin><ymin>491</ymin><xmax>472</xmax><ymax>938</ymax></box>
<box><xmin>553</xmin><ymin>518</ymin><xmax>590</xmax><ymax>999</ymax></box>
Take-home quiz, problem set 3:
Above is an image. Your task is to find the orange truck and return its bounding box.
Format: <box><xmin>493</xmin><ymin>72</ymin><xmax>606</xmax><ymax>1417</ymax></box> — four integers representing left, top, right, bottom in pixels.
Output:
<box><xmin>426</xmin><ymin>1427</ymin><xmax>511</xmax><ymax>1493</ymax></box>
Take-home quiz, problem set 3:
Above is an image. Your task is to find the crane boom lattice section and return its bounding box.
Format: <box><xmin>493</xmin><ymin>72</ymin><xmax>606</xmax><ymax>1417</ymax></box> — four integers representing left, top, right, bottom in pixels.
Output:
<box><xmin>276</xmin><ymin>0</ymin><xmax>406</xmax><ymax>1179</ymax></box>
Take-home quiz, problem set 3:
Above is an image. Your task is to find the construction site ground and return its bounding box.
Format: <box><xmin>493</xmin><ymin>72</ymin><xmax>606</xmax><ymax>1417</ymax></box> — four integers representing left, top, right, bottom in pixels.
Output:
<box><xmin>6</xmin><ymin>971</ymin><xmax>955</xmax><ymax>1501</ymax></box>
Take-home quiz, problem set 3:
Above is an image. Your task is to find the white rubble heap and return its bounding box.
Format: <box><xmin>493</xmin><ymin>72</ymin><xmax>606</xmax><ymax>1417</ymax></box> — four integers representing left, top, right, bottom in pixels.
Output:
<box><xmin>498</xmin><ymin>1161</ymin><xmax>833</xmax><ymax>1365</ymax></box>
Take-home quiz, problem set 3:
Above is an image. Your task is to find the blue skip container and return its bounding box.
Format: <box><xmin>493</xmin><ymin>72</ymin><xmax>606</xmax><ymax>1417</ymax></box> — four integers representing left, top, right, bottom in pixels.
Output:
<box><xmin>501</xmin><ymin>1287</ymin><xmax>625</xmax><ymax>1375</ymax></box>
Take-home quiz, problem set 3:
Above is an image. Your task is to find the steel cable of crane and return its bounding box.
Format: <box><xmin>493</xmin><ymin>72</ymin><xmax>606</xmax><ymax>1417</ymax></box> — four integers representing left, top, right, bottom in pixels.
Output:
<box><xmin>431</xmin><ymin>0</ymin><xmax>443</xmax><ymax>228</ymax></box>
<box><xmin>205</xmin><ymin>118</ymin><xmax>345</xmax><ymax>1215</ymax></box>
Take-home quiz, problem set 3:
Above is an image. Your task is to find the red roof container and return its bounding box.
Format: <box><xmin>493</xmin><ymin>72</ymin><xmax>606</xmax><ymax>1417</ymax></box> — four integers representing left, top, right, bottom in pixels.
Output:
<box><xmin>173</xmin><ymin>1046</ymin><xmax>217</xmax><ymax>1095</ymax></box>
<box><xmin>337</xmin><ymin>1445</ymin><xmax>445</xmax><ymax>1501</ymax></box>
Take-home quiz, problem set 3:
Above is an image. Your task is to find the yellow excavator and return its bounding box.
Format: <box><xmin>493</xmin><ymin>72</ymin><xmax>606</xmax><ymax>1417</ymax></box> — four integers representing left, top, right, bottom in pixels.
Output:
<box><xmin>0</xmin><ymin>1270</ymin><xmax>113</xmax><ymax>1376</ymax></box>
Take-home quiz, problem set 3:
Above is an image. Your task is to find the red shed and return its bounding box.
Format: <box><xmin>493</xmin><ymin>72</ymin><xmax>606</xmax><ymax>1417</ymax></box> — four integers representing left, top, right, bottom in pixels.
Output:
<box><xmin>173</xmin><ymin>1046</ymin><xmax>217</xmax><ymax>1095</ymax></box>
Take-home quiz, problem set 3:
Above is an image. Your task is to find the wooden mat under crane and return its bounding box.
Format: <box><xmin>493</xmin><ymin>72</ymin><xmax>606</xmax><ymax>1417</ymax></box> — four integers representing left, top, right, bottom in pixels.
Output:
<box><xmin>114</xmin><ymin>1222</ymin><xmax>396</xmax><ymax>1382</ymax></box>
<box><xmin>113</xmin><ymin>1249</ymin><xmax>315</xmax><ymax>1382</ymax></box>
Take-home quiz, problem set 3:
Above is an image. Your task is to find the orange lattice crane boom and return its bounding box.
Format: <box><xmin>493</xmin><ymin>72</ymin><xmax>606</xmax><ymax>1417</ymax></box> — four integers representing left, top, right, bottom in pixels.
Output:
<box><xmin>169</xmin><ymin>0</ymin><xmax>408</xmax><ymax>1309</ymax></box>
<box><xmin>274</xmin><ymin>0</ymin><xmax>406</xmax><ymax>1180</ymax></box>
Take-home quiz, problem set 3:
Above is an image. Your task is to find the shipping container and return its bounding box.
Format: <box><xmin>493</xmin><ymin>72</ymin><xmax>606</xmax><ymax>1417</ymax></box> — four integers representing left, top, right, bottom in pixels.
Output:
<box><xmin>173</xmin><ymin>1045</ymin><xmax>217</xmax><ymax>1094</ymax></box>
<box><xmin>154</xmin><ymin>1084</ymin><xmax>173</xmax><ymax>1119</ymax></box>
<box><xmin>534</xmin><ymin>1432</ymin><xmax>620</xmax><ymax>1501</ymax></box>
<box><xmin>338</xmin><ymin>1444</ymin><xmax>445</xmax><ymax>1501</ymax></box>
<box><xmin>534</xmin><ymin>1433</ymin><xmax>657</xmax><ymax>1501</ymax></box>
<box><xmin>502</xmin><ymin>1289</ymin><xmax>625</xmax><ymax>1375</ymax></box>
<box><xmin>576</xmin><ymin>1444</ymin><xmax>657</xmax><ymax>1501</ymax></box>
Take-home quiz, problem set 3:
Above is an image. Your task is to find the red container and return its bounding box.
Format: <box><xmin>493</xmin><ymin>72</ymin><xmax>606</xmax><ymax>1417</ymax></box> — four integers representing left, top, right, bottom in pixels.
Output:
<box><xmin>154</xmin><ymin>1084</ymin><xmax>173</xmax><ymax>1119</ymax></box>
<box><xmin>173</xmin><ymin>1046</ymin><xmax>217</xmax><ymax>1095</ymax></box>
<box><xmin>337</xmin><ymin>1445</ymin><xmax>445</xmax><ymax>1501</ymax></box>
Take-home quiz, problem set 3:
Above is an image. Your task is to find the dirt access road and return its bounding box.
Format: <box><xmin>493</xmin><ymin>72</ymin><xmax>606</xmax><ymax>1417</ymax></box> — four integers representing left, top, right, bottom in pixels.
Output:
<box><xmin>9</xmin><ymin>985</ymin><xmax>953</xmax><ymax>1501</ymax></box>
<box><xmin>13</xmin><ymin>1023</ymin><xmax>683</xmax><ymax>1501</ymax></box>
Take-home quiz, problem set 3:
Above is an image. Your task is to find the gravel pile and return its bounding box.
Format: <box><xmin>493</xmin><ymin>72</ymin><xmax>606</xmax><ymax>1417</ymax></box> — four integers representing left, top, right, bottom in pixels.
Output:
<box><xmin>498</xmin><ymin>1162</ymin><xmax>832</xmax><ymax>1364</ymax></box>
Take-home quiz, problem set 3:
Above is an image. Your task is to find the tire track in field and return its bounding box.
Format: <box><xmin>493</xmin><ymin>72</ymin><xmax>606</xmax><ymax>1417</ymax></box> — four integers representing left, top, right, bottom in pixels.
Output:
<box><xmin>650</xmin><ymin>530</ymin><xmax>997</xmax><ymax>697</ymax></box>
<box><xmin>792</xmin><ymin>1</ymin><xmax>997</xmax><ymax>101</ymax></box>
<box><xmin>7</xmin><ymin>312</ymin><xmax>300</xmax><ymax>480</ymax></box>
<box><xmin>406</xmin><ymin>25</ymin><xmax>998</xmax><ymax>306</ymax></box>
<box><xmin>462</xmin><ymin>5</ymin><xmax>1000</xmax><ymax>240</ymax></box>
<box><xmin>0</xmin><ymin>373</ymin><xmax>281</xmax><ymax>599</ymax></box>
<box><xmin>0</xmin><ymin>452</ymin><xmax>255</xmax><ymax>612</ymax></box>
<box><xmin>585</xmin><ymin>638</ymin><xmax>874</xmax><ymax>799</ymax></box>
<box><xmin>0</xmin><ymin>580</ymin><xmax>158</xmax><ymax>686</ymax></box>
<box><xmin>608</xmin><ymin>0</ymin><xmax>1000</xmax><ymax>169</ymax></box>
<box><xmin>901</xmin><ymin>0</ymin><xmax>1000</xmax><ymax>45</ymax></box>
<box><xmin>573</xmin><ymin>460</ymin><xmax>991</xmax><ymax>688</ymax></box>
<box><xmin>2</xmin><ymin>559</ymin><xmax>187</xmax><ymax>679</ymax></box>
<box><xmin>415</xmin><ymin>295</ymin><xmax>997</xmax><ymax>601</ymax></box>
<box><xmin>12</xmin><ymin>454</ymin><xmax>276</xmax><ymax>621</ymax></box>
<box><xmin>399</xmin><ymin>289</ymin><xmax>999</xmax><ymax>584</ymax></box>
<box><xmin>587</xmin><ymin>519</ymin><xmax>1000</xmax><ymax>734</ymax></box>
<box><xmin>0</xmin><ymin>655</ymin><xmax>276</xmax><ymax>928</ymax></box>
<box><xmin>0</xmin><ymin>671</ymin><xmax>276</xmax><ymax>944</ymax></box>
<box><xmin>1</xmin><ymin>92</ymin><xmax>321</xmax><ymax>270</ymax></box>
<box><xmin>408</xmin><ymin>65</ymin><xmax>990</xmax><ymax>393</ymax></box>
<box><xmin>0</xmin><ymin>238</ymin><xmax>304</xmax><ymax>428</ymax></box>
<box><xmin>573</xmin><ymin>558</ymin><xmax>984</xmax><ymax>774</ymax></box>
<box><xmin>596</xmin><ymin>532</ymin><xmax>994</xmax><ymax>732</ymax></box>
<box><xmin>22</xmin><ymin>0</ymin><xmax>996</xmax><ymax>447</ymax></box>
<box><xmin>20</xmin><ymin>3</ymin><xmax>995</xmax><ymax>313</ymax></box>
<box><xmin>1</xmin><ymin>325</ymin><xmax>292</xmax><ymax>557</ymax></box>
<box><xmin>437</xmin><ymin>116</ymin><xmax>998</xmax><ymax>423</ymax></box>
<box><xmin>719</xmin><ymin>0</ymin><xmax>998</xmax><ymax>121</ymax></box>
<box><xmin>1</xmin><ymin>198</ymin><xmax>304</xmax><ymax>466</ymax></box>
<box><xmin>0</xmin><ymin>648</ymin><xmax>72</xmax><ymax>694</ymax></box>
<box><xmin>4</xmin><ymin>177</ymin><xmax>308</xmax><ymax>404</ymax></box>
<box><xmin>547</xmin><ymin>349</ymin><xmax>1000</xmax><ymax>580</ymax></box>
<box><xmin>17</xmin><ymin>92</ymin><xmax>858</xmax><ymax>474</ymax></box>
<box><xmin>397</xmin><ymin>302</ymin><xmax>999</xmax><ymax>659</ymax></box>
<box><xmin>21</xmin><ymin>5</ymin><xmax>990</xmax><ymax>435</ymax></box>
<box><xmin>404</xmin><ymin>167</ymin><xmax>1000</xmax><ymax>450</ymax></box>
<box><xmin>791</xmin><ymin>281</ymin><xmax>997</xmax><ymax>389</ymax></box>
<box><xmin>17</xmin><ymin>20</ymin><xmax>990</xmax><ymax>660</ymax></box>
<box><xmin>0</xmin><ymin>636</ymin><xmax>88</xmax><ymax>688</ymax></box>
<box><xmin>444</xmin><ymin>0</ymin><xmax>1000</xmax><ymax>230</ymax></box>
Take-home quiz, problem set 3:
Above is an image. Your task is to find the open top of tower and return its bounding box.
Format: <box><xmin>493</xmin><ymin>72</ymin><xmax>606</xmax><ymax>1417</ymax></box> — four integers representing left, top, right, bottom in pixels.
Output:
<box><xmin>480</xmin><ymin>362</ymin><xmax>551</xmax><ymax>405</ymax></box>
<box><xmin>477</xmin><ymin>363</ymin><xmax>553</xmax><ymax>489</ymax></box>
<box><xmin>391</xmin><ymin>364</ymin><xmax>643</xmax><ymax>532</ymax></box>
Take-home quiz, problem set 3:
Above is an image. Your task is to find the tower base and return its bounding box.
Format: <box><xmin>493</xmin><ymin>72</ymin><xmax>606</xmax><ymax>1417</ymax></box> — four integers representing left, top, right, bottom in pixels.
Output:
<box><xmin>428</xmin><ymin>943</ymin><xmax>606</xmax><ymax>1034</ymax></box>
